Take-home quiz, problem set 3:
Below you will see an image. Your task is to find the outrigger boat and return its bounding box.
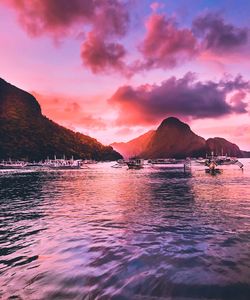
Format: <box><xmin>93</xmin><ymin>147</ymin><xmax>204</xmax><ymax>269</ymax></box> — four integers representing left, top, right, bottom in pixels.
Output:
<box><xmin>148</xmin><ymin>158</ymin><xmax>177</xmax><ymax>165</ymax></box>
<box><xmin>205</xmin><ymin>160</ymin><xmax>221</xmax><ymax>174</ymax></box>
<box><xmin>0</xmin><ymin>160</ymin><xmax>27</xmax><ymax>169</ymax></box>
<box><xmin>196</xmin><ymin>153</ymin><xmax>243</xmax><ymax>168</ymax></box>
<box><xmin>127</xmin><ymin>158</ymin><xmax>144</xmax><ymax>169</ymax></box>
<box><xmin>111</xmin><ymin>159</ymin><xmax>128</xmax><ymax>168</ymax></box>
<box><xmin>214</xmin><ymin>156</ymin><xmax>238</xmax><ymax>165</ymax></box>
<box><xmin>43</xmin><ymin>157</ymin><xmax>81</xmax><ymax>169</ymax></box>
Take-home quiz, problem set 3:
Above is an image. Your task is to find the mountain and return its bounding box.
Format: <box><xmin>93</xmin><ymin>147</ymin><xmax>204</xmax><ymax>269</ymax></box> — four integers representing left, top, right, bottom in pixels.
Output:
<box><xmin>141</xmin><ymin>117</ymin><xmax>206</xmax><ymax>158</ymax></box>
<box><xmin>111</xmin><ymin>130</ymin><xmax>155</xmax><ymax>158</ymax></box>
<box><xmin>206</xmin><ymin>137</ymin><xmax>242</xmax><ymax>157</ymax></box>
<box><xmin>241</xmin><ymin>150</ymin><xmax>250</xmax><ymax>158</ymax></box>
<box><xmin>0</xmin><ymin>78</ymin><xmax>122</xmax><ymax>161</ymax></box>
<box><xmin>112</xmin><ymin>117</ymin><xmax>249</xmax><ymax>158</ymax></box>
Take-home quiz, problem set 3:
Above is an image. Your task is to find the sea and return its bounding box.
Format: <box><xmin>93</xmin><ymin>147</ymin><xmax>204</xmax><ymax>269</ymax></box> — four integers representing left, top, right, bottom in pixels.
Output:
<box><xmin>0</xmin><ymin>159</ymin><xmax>250</xmax><ymax>300</ymax></box>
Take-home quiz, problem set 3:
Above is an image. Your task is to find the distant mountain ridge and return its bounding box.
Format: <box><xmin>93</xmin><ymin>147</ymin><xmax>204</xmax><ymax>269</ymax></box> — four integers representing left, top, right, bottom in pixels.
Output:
<box><xmin>206</xmin><ymin>137</ymin><xmax>242</xmax><ymax>157</ymax></box>
<box><xmin>111</xmin><ymin>130</ymin><xmax>155</xmax><ymax>158</ymax></box>
<box><xmin>0</xmin><ymin>78</ymin><xmax>122</xmax><ymax>161</ymax></box>
<box><xmin>112</xmin><ymin>117</ymin><xmax>249</xmax><ymax>158</ymax></box>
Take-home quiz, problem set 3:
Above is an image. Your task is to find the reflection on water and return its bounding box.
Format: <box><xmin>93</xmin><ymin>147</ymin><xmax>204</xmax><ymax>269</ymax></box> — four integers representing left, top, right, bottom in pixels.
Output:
<box><xmin>0</xmin><ymin>161</ymin><xmax>250</xmax><ymax>299</ymax></box>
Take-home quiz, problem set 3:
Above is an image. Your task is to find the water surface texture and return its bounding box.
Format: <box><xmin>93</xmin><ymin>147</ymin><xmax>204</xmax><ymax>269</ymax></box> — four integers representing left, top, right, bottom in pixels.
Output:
<box><xmin>1</xmin><ymin>161</ymin><xmax>250</xmax><ymax>299</ymax></box>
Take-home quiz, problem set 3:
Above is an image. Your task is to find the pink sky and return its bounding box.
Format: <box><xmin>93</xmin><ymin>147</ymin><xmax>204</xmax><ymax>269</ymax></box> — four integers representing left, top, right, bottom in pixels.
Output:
<box><xmin>0</xmin><ymin>1</ymin><xmax>250</xmax><ymax>150</ymax></box>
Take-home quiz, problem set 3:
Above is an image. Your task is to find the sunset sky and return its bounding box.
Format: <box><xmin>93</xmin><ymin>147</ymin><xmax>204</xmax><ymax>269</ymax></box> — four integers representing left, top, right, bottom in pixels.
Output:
<box><xmin>1</xmin><ymin>0</ymin><xmax>250</xmax><ymax>149</ymax></box>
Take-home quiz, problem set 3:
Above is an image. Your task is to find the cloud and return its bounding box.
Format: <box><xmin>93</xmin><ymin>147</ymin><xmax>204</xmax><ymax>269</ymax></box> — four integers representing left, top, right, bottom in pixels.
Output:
<box><xmin>3</xmin><ymin>2</ymin><xmax>250</xmax><ymax>75</ymax></box>
<box><xmin>3</xmin><ymin>0</ymin><xmax>95</xmax><ymax>37</ymax></box>
<box><xmin>80</xmin><ymin>32</ymin><xmax>127</xmax><ymax>74</ymax></box>
<box><xmin>136</xmin><ymin>13</ymin><xmax>197</xmax><ymax>70</ymax></box>
<box><xmin>150</xmin><ymin>2</ymin><xmax>164</xmax><ymax>12</ymax></box>
<box><xmin>33</xmin><ymin>92</ymin><xmax>107</xmax><ymax>130</ymax></box>
<box><xmin>192</xmin><ymin>12</ymin><xmax>249</xmax><ymax>53</ymax></box>
<box><xmin>3</xmin><ymin>0</ymin><xmax>130</xmax><ymax>74</ymax></box>
<box><xmin>229</xmin><ymin>91</ymin><xmax>248</xmax><ymax>113</ymax></box>
<box><xmin>135</xmin><ymin>11</ymin><xmax>250</xmax><ymax>72</ymax></box>
<box><xmin>109</xmin><ymin>73</ymin><xmax>250</xmax><ymax>126</ymax></box>
<box><xmin>3</xmin><ymin>0</ymin><xmax>129</xmax><ymax>38</ymax></box>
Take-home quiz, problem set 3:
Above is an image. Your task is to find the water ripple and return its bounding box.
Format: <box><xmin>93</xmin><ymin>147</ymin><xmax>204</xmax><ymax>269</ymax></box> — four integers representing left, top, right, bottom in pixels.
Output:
<box><xmin>0</xmin><ymin>161</ymin><xmax>250</xmax><ymax>299</ymax></box>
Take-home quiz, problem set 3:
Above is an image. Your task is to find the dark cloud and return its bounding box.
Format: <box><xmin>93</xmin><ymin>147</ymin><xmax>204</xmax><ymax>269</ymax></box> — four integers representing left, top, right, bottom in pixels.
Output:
<box><xmin>80</xmin><ymin>32</ymin><xmax>127</xmax><ymax>74</ymax></box>
<box><xmin>109</xmin><ymin>73</ymin><xmax>250</xmax><ymax>125</ymax></box>
<box><xmin>192</xmin><ymin>12</ymin><xmax>249</xmax><ymax>52</ymax></box>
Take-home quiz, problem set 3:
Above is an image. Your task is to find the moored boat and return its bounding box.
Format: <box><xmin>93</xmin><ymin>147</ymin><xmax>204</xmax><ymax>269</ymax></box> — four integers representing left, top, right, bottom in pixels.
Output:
<box><xmin>127</xmin><ymin>158</ymin><xmax>144</xmax><ymax>169</ymax></box>
<box><xmin>197</xmin><ymin>155</ymin><xmax>239</xmax><ymax>166</ymax></box>
<box><xmin>44</xmin><ymin>158</ymin><xmax>81</xmax><ymax>169</ymax></box>
<box><xmin>0</xmin><ymin>160</ymin><xmax>27</xmax><ymax>169</ymax></box>
<box><xmin>148</xmin><ymin>158</ymin><xmax>177</xmax><ymax>165</ymax></box>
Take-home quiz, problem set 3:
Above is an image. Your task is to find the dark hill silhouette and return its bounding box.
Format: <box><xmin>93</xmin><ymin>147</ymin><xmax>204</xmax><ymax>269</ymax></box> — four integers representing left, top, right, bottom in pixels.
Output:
<box><xmin>141</xmin><ymin>117</ymin><xmax>206</xmax><ymax>158</ymax></box>
<box><xmin>0</xmin><ymin>78</ymin><xmax>122</xmax><ymax>161</ymax></box>
<box><xmin>112</xmin><ymin>117</ymin><xmax>249</xmax><ymax>158</ymax></box>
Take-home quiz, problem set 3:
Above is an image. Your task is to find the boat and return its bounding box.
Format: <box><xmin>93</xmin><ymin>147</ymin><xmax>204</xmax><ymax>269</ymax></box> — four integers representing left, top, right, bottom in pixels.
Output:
<box><xmin>127</xmin><ymin>158</ymin><xmax>144</xmax><ymax>169</ymax></box>
<box><xmin>197</xmin><ymin>155</ymin><xmax>239</xmax><ymax>166</ymax></box>
<box><xmin>196</xmin><ymin>158</ymin><xmax>207</xmax><ymax>165</ymax></box>
<box><xmin>214</xmin><ymin>156</ymin><xmax>238</xmax><ymax>165</ymax></box>
<box><xmin>111</xmin><ymin>159</ymin><xmax>128</xmax><ymax>168</ymax></box>
<box><xmin>0</xmin><ymin>160</ymin><xmax>27</xmax><ymax>169</ymax></box>
<box><xmin>117</xmin><ymin>159</ymin><xmax>128</xmax><ymax>166</ymax></box>
<box><xmin>81</xmin><ymin>159</ymin><xmax>98</xmax><ymax>164</ymax></box>
<box><xmin>205</xmin><ymin>160</ymin><xmax>221</xmax><ymax>175</ymax></box>
<box><xmin>148</xmin><ymin>158</ymin><xmax>177</xmax><ymax>165</ymax></box>
<box><xmin>205</xmin><ymin>168</ymin><xmax>222</xmax><ymax>175</ymax></box>
<box><xmin>44</xmin><ymin>158</ymin><xmax>81</xmax><ymax>169</ymax></box>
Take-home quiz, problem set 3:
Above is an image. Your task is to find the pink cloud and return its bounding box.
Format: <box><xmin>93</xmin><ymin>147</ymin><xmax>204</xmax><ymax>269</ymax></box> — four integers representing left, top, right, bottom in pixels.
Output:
<box><xmin>3</xmin><ymin>0</ymin><xmax>130</xmax><ymax>74</ymax></box>
<box><xmin>2</xmin><ymin>0</ymin><xmax>95</xmax><ymax>37</ymax></box>
<box><xmin>134</xmin><ymin>11</ymin><xmax>250</xmax><ymax>73</ymax></box>
<box><xmin>33</xmin><ymin>92</ymin><xmax>107</xmax><ymax>130</ymax></box>
<box><xmin>229</xmin><ymin>91</ymin><xmax>248</xmax><ymax>113</ymax></box>
<box><xmin>150</xmin><ymin>2</ymin><xmax>164</xmax><ymax>12</ymax></box>
<box><xmin>3</xmin><ymin>1</ymin><xmax>250</xmax><ymax>77</ymax></box>
<box><xmin>136</xmin><ymin>13</ymin><xmax>198</xmax><ymax>70</ymax></box>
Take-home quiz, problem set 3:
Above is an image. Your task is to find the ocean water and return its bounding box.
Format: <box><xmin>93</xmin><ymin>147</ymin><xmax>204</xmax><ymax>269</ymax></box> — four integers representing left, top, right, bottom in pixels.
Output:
<box><xmin>0</xmin><ymin>160</ymin><xmax>250</xmax><ymax>300</ymax></box>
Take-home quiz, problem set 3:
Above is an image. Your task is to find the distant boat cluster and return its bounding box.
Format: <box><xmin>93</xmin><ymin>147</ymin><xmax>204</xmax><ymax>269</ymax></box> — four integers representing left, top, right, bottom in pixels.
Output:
<box><xmin>0</xmin><ymin>158</ymin><xmax>98</xmax><ymax>170</ymax></box>
<box><xmin>111</xmin><ymin>155</ymin><xmax>244</xmax><ymax>172</ymax></box>
<box><xmin>0</xmin><ymin>154</ymin><xmax>244</xmax><ymax>173</ymax></box>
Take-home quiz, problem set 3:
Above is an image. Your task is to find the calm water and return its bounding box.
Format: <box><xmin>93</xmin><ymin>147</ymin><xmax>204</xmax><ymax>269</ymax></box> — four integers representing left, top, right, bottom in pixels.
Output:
<box><xmin>0</xmin><ymin>160</ymin><xmax>250</xmax><ymax>300</ymax></box>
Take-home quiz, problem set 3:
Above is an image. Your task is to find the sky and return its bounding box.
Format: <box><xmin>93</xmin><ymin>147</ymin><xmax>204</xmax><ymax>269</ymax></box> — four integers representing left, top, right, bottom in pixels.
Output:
<box><xmin>0</xmin><ymin>0</ymin><xmax>250</xmax><ymax>150</ymax></box>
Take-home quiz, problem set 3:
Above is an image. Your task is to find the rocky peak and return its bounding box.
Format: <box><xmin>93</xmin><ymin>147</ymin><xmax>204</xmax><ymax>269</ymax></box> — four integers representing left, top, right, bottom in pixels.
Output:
<box><xmin>158</xmin><ymin>117</ymin><xmax>190</xmax><ymax>131</ymax></box>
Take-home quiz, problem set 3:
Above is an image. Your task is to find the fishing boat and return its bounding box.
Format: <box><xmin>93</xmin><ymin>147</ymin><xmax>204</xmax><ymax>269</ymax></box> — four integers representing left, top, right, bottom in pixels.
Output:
<box><xmin>0</xmin><ymin>160</ymin><xmax>27</xmax><ymax>169</ymax></box>
<box><xmin>127</xmin><ymin>158</ymin><xmax>144</xmax><ymax>169</ymax></box>
<box><xmin>205</xmin><ymin>168</ymin><xmax>222</xmax><ymax>175</ymax></box>
<box><xmin>81</xmin><ymin>159</ymin><xmax>98</xmax><ymax>164</ymax></box>
<box><xmin>205</xmin><ymin>159</ymin><xmax>222</xmax><ymax>175</ymax></box>
<box><xmin>214</xmin><ymin>156</ymin><xmax>238</xmax><ymax>165</ymax></box>
<box><xmin>196</xmin><ymin>157</ymin><xmax>207</xmax><ymax>165</ymax></box>
<box><xmin>148</xmin><ymin>158</ymin><xmax>177</xmax><ymax>165</ymax></box>
<box><xmin>44</xmin><ymin>158</ymin><xmax>81</xmax><ymax>169</ymax></box>
<box><xmin>111</xmin><ymin>159</ymin><xmax>128</xmax><ymax>168</ymax></box>
<box><xmin>197</xmin><ymin>155</ymin><xmax>239</xmax><ymax>166</ymax></box>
